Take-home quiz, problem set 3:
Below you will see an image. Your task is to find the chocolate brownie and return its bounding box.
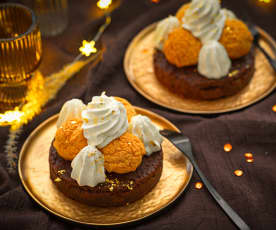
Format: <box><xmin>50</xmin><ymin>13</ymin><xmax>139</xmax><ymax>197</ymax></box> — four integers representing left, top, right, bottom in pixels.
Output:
<box><xmin>49</xmin><ymin>142</ymin><xmax>163</xmax><ymax>207</ymax></box>
<box><xmin>153</xmin><ymin>49</ymin><xmax>255</xmax><ymax>100</ymax></box>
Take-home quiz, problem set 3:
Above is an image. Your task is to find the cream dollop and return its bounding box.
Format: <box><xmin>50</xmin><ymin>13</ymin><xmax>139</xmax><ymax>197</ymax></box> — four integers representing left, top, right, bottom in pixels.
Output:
<box><xmin>71</xmin><ymin>145</ymin><xmax>105</xmax><ymax>187</ymax></box>
<box><xmin>82</xmin><ymin>92</ymin><xmax>128</xmax><ymax>148</ymax></box>
<box><xmin>154</xmin><ymin>16</ymin><xmax>180</xmax><ymax>50</ymax></box>
<box><xmin>198</xmin><ymin>40</ymin><xmax>231</xmax><ymax>79</ymax></box>
<box><xmin>221</xmin><ymin>8</ymin><xmax>237</xmax><ymax>19</ymax></box>
<box><xmin>129</xmin><ymin>115</ymin><xmax>163</xmax><ymax>156</ymax></box>
<box><xmin>56</xmin><ymin>99</ymin><xmax>86</xmax><ymax>129</ymax></box>
<box><xmin>182</xmin><ymin>0</ymin><xmax>226</xmax><ymax>44</ymax></box>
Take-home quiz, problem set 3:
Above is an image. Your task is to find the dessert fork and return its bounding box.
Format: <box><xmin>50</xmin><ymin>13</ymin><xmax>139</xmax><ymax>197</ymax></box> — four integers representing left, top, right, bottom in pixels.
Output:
<box><xmin>160</xmin><ymin>129</ymin><xmax>251</xmax><ymax>230</ymax></box>
<box><xmin>247</xmin><ymin>23</ymin><xmax>276</xmax><ymax>72</ymax></box>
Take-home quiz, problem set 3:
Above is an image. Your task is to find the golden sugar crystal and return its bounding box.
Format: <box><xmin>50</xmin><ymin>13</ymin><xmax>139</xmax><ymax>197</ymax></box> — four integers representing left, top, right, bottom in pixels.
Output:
<box><xmin>224</xmin><ymin>143</ymin><xmax>232</xmax><ymax>152</ymax></box>
<box><xmin>234</xmin><ymin>170</ymin><xmax>243</xmax><ymax>177</ymax></box>
<box><xmin>195</xmin><ymin>182</ymin><xmax>203</xmax><ymax>190</ymax></box>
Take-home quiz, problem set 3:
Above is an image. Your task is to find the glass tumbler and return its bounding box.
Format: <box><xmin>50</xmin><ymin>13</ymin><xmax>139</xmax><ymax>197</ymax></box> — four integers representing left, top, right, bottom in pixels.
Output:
<box><xmin>31</xmin><ymin>0</ymin><xmax>68</xmax><ymax>37</ymax></box>
<box><xmin>0</xmin><ymin>3</ymin><xmax>42</xmax><ymax>111</ymax></box>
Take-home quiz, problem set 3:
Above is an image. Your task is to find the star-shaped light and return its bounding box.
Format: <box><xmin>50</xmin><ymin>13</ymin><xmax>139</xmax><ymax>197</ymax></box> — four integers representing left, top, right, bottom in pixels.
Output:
<box><xmin>79</xmin><ymin>40</ymin><xmax>97</xmax><ymax>57</ymax></box>
<box><xmin>97</xmin><ymin>0</ymin><xmax>112</xmax><ymax>9</ymax></box>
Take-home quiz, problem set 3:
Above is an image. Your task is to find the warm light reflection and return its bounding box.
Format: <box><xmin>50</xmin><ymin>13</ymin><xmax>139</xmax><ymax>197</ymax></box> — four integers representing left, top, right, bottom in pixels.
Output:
<box><xmin>151</xmin><ymin>0</ymin><xmax>160</xmax><ymax>3</ymax></box>
<box><xmin>0</xmin><ymin>110</ymin><xmax>24</xmax><ymax>124</ymax></box>
<box><xmin>195</xmin><ymin>182</ymin><xmax>203</xmax><ymax>189</ymax></box>
<box><xmin>272</xmin><ymin>105</ymin><xmax>276</xmax><ymax>112</ymax></box>
<box><xmin>244</xmin><ymin>153</ymin><xmax>253</xmax><ymax>158</ymax></box>
<box><xmin>97</xmin><ymin>0</ymin><xmax>112</xmax><ymax>9</ymax></box>
<box><xmin>224</xmin><ymin>143</ymin><xmax>232</xmax><ymax>152</ymax></box>
<box><xmin>79</xmin><ymin>40</ymin><xmax>97</xmax><ymax>57</ymax></box>
<box><xmin>234</xmin><ymin>170</ymin><xmax>243</xmax><ymax>177</ymax></box>
<box><xmin>246</xmin><ymin>158</ymin><xmax>254</xmax><ymax>163</ymax></box>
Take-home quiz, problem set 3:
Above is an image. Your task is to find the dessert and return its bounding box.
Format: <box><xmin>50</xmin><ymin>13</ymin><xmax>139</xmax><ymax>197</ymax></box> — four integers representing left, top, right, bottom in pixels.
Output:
<box><xmin>49</xmin><ymin>93</ymin><xmax>164</xmax><ymax>207</ymax></box>
<box><xmin>153</xmin><ymin>0</ymin><xmax>255</xmax><ymax>100</ymax></box>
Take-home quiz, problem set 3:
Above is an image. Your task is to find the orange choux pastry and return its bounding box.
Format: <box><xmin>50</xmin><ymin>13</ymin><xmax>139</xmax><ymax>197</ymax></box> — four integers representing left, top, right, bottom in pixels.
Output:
<box><xmin>100</xmin><ymin>132</ymin><xmax>146</xmax><ymax>174</ymax></box>
<box><xmin>175</xmin><ymin>3</ymin><xmax>190</xmax><ymax>21</ymax></box>
<box><xmin>219</xmin><ymin>19</ymin><xmax>253</xmax><ymax>59</ymax></box>
<box><xmin>163</xmin><ymin>27</ymin><xmax>202</xmax><ymax>67</ymax></box>
<box><xmin>54</xmin><ymin>119</ymin><xmax>87</xmax><ymax>160</ymax></box>
<box><xmin>114</xmin><ymin>97</ymin><xmax>136</xmax><ymax>122</ymax></box>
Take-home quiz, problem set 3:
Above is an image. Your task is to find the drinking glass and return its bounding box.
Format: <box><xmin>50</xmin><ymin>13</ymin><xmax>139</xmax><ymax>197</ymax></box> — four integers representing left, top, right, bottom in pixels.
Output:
<box><xmin>30</xmin><ymin>0</ymin><xmax>68</xmax><ymax>37</ymax></box>
<box><xmin>0</xmin><ymin>3</ymin><xmax>42</xmax><ymax>111</ymax></box>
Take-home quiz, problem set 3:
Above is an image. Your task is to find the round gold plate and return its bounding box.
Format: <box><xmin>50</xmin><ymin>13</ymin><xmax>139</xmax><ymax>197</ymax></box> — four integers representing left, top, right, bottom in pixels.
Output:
<box><xmin>124</xmin><ymin>23</ymin><xmax>276</xmax><ymax>114</ymax></box>
<box><xmin>18</xmin><ymin>107</ymin><xmax>193</xmax><ymax>226</ymax></box>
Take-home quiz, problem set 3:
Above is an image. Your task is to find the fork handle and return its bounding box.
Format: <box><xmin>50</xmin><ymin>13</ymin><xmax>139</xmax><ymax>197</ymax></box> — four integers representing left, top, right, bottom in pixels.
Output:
<box><xmin>189</xmin><ymin>157</ymin><xmax>250</xmax><ymax>230</ymax></box>
<box><xmin>256</xmin><ymin>42</ymin><xmax>276</xmax><ymax>72</ymax></box>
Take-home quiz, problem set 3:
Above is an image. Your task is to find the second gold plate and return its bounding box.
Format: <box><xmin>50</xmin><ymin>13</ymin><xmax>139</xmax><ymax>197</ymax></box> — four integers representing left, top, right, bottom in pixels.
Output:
<box><xmin>124</xmin><ymin>23</ymin><xmax>276</xmax><ymax>114</ymax></box>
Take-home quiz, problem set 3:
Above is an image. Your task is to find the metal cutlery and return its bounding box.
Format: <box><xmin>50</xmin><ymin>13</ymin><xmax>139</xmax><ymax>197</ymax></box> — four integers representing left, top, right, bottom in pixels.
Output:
<box><xmin>160</xmin><ymin>129</ymin><xmax>250</xmax><ymax>230</ymax></box>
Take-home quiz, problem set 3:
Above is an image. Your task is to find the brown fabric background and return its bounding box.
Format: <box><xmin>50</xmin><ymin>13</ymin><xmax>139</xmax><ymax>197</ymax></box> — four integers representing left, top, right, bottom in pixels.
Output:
<box><xmin>1</xmin><ymin>0</ymin><xmax>276</xmax><ymax>229</ymax></box>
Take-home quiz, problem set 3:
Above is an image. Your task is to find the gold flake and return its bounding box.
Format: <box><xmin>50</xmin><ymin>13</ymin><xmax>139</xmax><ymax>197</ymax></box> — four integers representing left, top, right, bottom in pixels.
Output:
<box><xmin>57</xmin><ymin>169</ymin><xmax>66</xmax><ymax>175</ymax></box>
<box><xmin>54</xmin><ymin>177</ymin><xmax>62</xmax><ymax>182</ymax></box>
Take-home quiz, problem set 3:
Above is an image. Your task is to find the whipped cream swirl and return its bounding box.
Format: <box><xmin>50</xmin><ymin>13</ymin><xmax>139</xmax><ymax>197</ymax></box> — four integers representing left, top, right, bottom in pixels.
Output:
<box><xmin>129</xmin><ymin>115</ymin><xmax>163</xmax><ymax>156</ymax></box>
<box><xmin>221</xmin><ymin>8</ymin><xmax>236</xmax><ymax>20</ymax></box>
<box><xmin>182</xmin><ymin>0</ymin><xmax>226</xmax><ymax>44</ymax></box>
<box><xmin>154</xmin><ymin>16</ymin><xmax>180</xmax><ymax>50</ymax></box>
<box><xmin>82</xmin><ymin>92</ymin><xmax>128</xmax><ymax>148</ymax></box>
<box><xmin>71</xmin><ymin>145</ymin><xmax>105</xmax><ymax>187</ymax></box>
<box><xmin>56</xmin><ymin>99</ymin><xmax>86</xmax><ymax>129</ymax></box>
<box><xmin>198</xmin><ymin>40</ymin><xmax>231</xmax><ymax>79</ymax></box>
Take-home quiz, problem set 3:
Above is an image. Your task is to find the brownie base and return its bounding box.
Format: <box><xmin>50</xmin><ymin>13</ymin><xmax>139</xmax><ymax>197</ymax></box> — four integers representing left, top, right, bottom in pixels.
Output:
<box><xmin>49</xmin><ymin>142</ymin><xmax>163</xmax><ymax>207</ymax></box>
<box><xmin>153</xmin><ymin>49</ymin><xmax>255</xmax><ymax>100</ymax></box>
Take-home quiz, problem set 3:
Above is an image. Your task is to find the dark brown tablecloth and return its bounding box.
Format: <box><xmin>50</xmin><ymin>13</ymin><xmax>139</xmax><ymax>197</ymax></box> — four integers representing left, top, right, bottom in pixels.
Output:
<box><xmin>1</xmin><ymin>0</ymin><xmax>276</xmax><ymax>229</ymax></box>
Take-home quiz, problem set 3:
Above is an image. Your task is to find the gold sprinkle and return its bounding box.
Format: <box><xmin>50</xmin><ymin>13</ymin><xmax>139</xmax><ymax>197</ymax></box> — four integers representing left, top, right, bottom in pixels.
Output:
<box><xmin>224</xmin><ymin>143</ymin><xmax>232</xmax><ymax>152</ymax></box>
<box><xmin>234</xmin><ymin>170</ymin><xmax>243</xmax><ymax>177</ymax></box>
<box><xmin>246</xmin><ymin>158</ymin><xmax>254</xmax><ymax>163</ymax></box>
<box><xmin>127</xmin><ymin>184</ymin><xmax>133</xmax><ymax>190</ymax></box>
<box><xmin>109</xmin><ymin>186</ymin><xmax>114</xmax><ymax>191</ymax></box>
<box><xmin>195</xmin><ymin>182</ymin><xmax>203</xmax><ymax>189</ymax></box>
<box><xmin>54</xmin><ymin>177</ymin><xmax>62</xmax><ymax>182</ymax></box>
<box><xmin>244</xmin><ymin>153</ymin><xmax>253</xmax><ymax>158</ymax></box>
<box><xmin>272</xmin><ymin>105</ymin><xmax>276</xmax><ymax>112</ymax></box>
<box><xmin>226</xmin><ymin>26</ymin><xmax>231</xmax><ymax>31</ymax></box>
<box><xmin>57</xmin><ymin>169</ymin><xmax>66</xmax><ymax>175</ymax></box>
<box><xmin>130</xmin><ymin>180</ymin><xmax>134</xmax><ymax>185</ymax></box>
<box><xmin>228</xmin><ymin>70</ymin><xmax>239</xmax><ymax>77</ymax></box>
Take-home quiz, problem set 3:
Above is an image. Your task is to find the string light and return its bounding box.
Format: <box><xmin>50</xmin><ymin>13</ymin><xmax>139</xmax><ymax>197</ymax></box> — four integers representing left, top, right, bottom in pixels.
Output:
<box><xmin>258</xmin><ymin>0</ymin><xmax>271</xmax><ymax>3</ymax></box>
<box><xmin>97</xmin><ymin>0</ymin><xmax>112</xmax><ymax>9</ymax></box>
<box><xmin>79</xmin><ymin>40</ymin><xmax>97</xmax><ymax>57</ymax></box>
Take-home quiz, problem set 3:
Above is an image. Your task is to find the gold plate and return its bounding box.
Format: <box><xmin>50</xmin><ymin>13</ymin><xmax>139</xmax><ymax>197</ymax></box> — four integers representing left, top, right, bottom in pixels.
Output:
<box><xmin>124</xmin><ymin>23</ymin><xmax>276</xmax><ymax>114</ymax></box>
<box><xmin>18</xmin><ymin>107</ymin><xmax>193</xmax><ymax>226</ymax></box>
